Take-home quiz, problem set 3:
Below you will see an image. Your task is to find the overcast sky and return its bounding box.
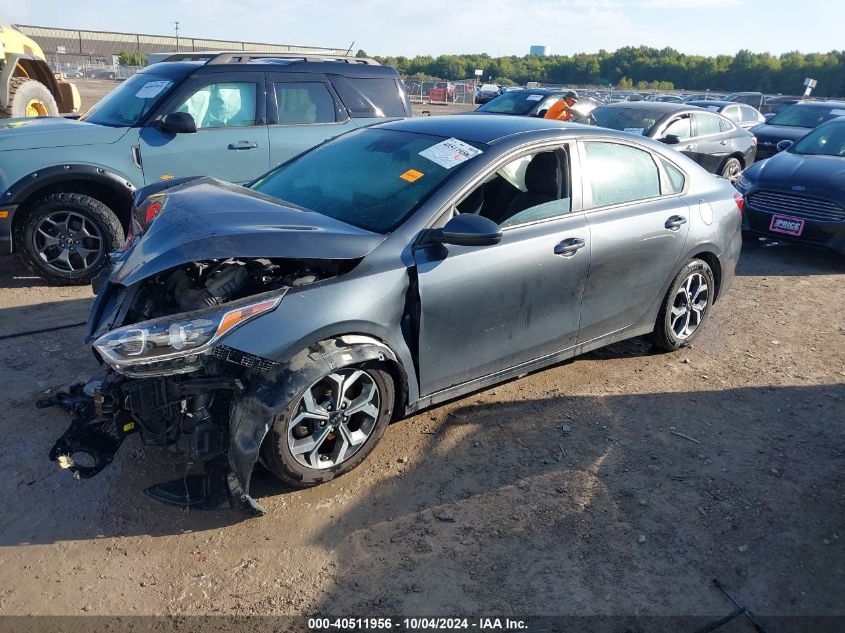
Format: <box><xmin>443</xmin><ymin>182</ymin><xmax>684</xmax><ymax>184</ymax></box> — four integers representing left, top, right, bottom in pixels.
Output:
<box><xmin>8</xmin><ymin>0</ymin><xmax>842</xmax><ymax>58</ymax></box>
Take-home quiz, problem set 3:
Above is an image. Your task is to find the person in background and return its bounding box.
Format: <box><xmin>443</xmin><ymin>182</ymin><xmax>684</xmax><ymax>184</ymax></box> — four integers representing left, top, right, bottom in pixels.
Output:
<box><xmin>544</xmin><ymin>90</ymin><xmax>579</xmax><ymax>121</ymax></box>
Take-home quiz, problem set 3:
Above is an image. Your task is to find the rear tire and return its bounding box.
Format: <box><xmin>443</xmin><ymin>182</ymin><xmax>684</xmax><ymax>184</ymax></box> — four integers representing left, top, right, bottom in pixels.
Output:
<box><xmin>3</xmin><ymin>77</ymin><xmax>59</xmax><ymax>118</ymax></box>
<box><xmin>261</xmin><ymin>361</ymin><xmax>395</xmax><ymax>488</ymax></box>
<box><xmin>720</xmin><ymin>157</ymin><xmax>742</xmax><ymax>183</ymax></box>
<box><xmin>649</xmin><ymin>258</ymin><xmax>715</xmax><ymax>352</ymax></box>
<box><xmin>16</xmin><ymin>193</ymin><xmax>124</xmax><ymax>286</ymax></box>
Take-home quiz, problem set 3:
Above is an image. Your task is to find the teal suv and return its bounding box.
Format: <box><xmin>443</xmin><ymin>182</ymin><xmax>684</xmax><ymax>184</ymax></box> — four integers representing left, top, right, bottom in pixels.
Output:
<box><xmin>0</xmin><ymin>52</ymin><xmax>410</xmax><ymax>284</ymax></box>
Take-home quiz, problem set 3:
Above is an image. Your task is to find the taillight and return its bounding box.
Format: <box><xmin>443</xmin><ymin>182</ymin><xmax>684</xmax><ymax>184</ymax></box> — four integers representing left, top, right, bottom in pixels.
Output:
<box><xmin>733</xmin><ymin>192</ymin><xmax>744</xmax><ymax>215</ymax></box>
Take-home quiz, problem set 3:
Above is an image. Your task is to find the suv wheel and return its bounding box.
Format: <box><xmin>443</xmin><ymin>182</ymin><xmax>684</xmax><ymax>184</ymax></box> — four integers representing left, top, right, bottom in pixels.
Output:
<box><xmin>650</xmin><ymin>258</ymin><xmax>715</xmax><ymax>351</ymax></box>
<box><xmin>261</xmin><ymin>362</ymin><xmax>395</xmax><ymax>487</ymax></box>
<box><xmin>17</xmin><ymin>193</ymin><xmax>124</xmax><ymax>286</ymax></box>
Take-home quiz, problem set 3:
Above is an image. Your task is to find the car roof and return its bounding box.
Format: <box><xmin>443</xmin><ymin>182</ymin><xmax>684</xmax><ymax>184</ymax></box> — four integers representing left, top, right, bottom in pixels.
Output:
<box><xmin>379</xmin><ymin>114</ymin><xmax>581</xmax><ymax>144</ymax></box>
<box><xmin>686</xmin><ymin>100</ymin><xmax>733</xmax><ymax>108</ymax></box>
<box><xmin>597</xmin><ymin>101</ymin><xmax>689</xmax><ymax>113</ymax></box>
<box><xmin>147</xmin><ymin>53</ymin><xmax>397</xmax><ymax>78</ymax></box>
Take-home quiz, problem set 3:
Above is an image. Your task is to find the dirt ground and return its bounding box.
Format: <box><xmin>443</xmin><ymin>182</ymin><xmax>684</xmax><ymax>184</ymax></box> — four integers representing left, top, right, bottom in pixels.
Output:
<box><xmin>0</xmin><ymin>235</ymin><xmax>843</xmax><ymax>623</ymax></box>
<box><xmin>0</xmin><ymin>80</ymin><xmax>842</xmax><ymax>625</ymax></box>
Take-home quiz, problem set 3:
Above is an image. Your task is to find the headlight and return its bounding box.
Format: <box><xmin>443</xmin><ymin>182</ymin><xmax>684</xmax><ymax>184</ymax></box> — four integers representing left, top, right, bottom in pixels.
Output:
<box><xmin>734</xmin><ymin>173</ymin><xmax>752</xmax><ymax>191</ymax></box>
<box><xmin>94</xmin><ymin>294</ymin><xmax>282</xmax><ymax>376</ymax></box>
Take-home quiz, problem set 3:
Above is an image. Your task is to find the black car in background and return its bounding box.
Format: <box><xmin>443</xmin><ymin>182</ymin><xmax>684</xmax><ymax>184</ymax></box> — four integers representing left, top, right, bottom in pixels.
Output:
<box><xmin>580</xmin><ymin>102</ymin><xmax>756</xmax><ymax>181</ymax></box>
<box><xmin>751</xmin><ymin>101</ymin><xmax>845</xmax><ymax>160</ymax></box>
<box><xmin>473</xmin><ymin>88</ymin><xmax>597</xmax><ymax>119</ymax></box>
<box><xmin>735</xmin><ymin>117</ymin><xmax>845</xmax><ymax>253</ymax></box>
<box><xmin>685</xmin><ymin>100</ymin><xmax>766</xmax><ymax>130</ymax></box>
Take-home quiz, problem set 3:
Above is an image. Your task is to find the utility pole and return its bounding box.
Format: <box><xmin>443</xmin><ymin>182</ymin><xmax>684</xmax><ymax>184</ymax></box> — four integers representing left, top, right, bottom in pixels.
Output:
<box><xmin>173</xmin><ymin>21</ymin><xmax>180</xmax><ymax>52</ymax></box>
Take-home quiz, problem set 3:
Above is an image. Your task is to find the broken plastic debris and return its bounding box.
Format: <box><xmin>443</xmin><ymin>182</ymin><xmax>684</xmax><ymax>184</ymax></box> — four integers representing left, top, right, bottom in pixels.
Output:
<box><xmin>57</xmin><ymin>455</ymin><xmax>75</xmax><ymax>470</ymax></box>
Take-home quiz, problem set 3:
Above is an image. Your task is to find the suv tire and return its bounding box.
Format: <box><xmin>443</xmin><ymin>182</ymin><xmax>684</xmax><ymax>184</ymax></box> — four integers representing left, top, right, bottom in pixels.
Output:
<box><xmin>17</xmin><ymin>193</ymin><xmax>124</xmax><ymax>286</ymax></box>
<box><xmin>261</xmin><ymin>361</ymin><xmax>395</xmax><ymax>488</ymax></box>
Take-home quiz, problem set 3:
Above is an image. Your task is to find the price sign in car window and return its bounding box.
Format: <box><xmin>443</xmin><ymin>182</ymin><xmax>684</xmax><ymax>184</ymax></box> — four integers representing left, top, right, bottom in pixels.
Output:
<box><xmin>135</xmin><ymin>80</ymin><xmax>172</xmax><ymax>99</ymax></box>
<box><xmin>623</xmin><ymin>127</ymin><xmax>645</xmax><ymax>135</ymax></box>
<box><xmin>419</xmin><ymin>137</ymin><xmax>483</xmax><ymax>169</ymax></box>
<box><xmin>526</xmin><ymin>94</ymin><xmax>544</xmax><ymax>101</ymax></box>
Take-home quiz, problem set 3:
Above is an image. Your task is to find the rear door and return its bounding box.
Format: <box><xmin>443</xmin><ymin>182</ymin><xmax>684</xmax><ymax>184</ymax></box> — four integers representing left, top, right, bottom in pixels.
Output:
<box><xmin>139</xmin><ymin>71</ymin><xmax>269</xmax><ymax>184</ymax></box>
<box><xmin>576</xmin><ymin>139</ymin><xmax>691</xmax><ymax>343</ymax></box>
<box><xmin>691</xmin><ymin>111</ymin><xmax>731</xmax><ymax>173</ymax></box>
<box><xmin>266</xmin><ymin>73</ymin><xmax>358</xmax><ymax>169</ymax></box>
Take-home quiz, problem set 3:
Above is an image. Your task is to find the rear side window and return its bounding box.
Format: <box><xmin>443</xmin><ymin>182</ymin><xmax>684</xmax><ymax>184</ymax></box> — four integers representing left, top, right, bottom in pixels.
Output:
<box><xmin>739</xmin><ymin>105</ymin><xmax>759</xmax><ymax>122</ymax></box>
<box><xmin>330</xmin><ymin>75</ymin><xmax>407</xmax><ymax>118</ymax></box>
<box><xmin>583</xmin><ymin>142</ymin><xmax>660</xmax><ymax>208</ymax></box>
<box><xmin>661</xmin><ymin>158</ymin><xmax>686</xmax><ymax>194</ymax></box>
<box><xmin>274</xmin><ymin>82</ymin><xmax>337</xmax><ymax>124</ymax></box>
<box><xmin>722</xmin><ymin>106</ymin><xmax>741</xmax><ymax>123</ymax></box>
<box><xmin>694</xmin><ymin>112</ymin><xmax>723</xmax><ymax>136</ymax></box>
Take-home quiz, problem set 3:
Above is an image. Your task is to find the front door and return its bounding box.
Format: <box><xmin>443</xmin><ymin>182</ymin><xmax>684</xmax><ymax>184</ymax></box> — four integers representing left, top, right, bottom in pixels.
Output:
<box><xmin>414</xmin><ymin>146</ymin><xmax>591</xmax><ymax>396</ymax></box>
<box><xmin>576</xmin><ymin>139</ymin><xmax>691</xmax><ymax>342</ymax></box>
<box><xmin>691</xmin><ymin>111</ymin><xmax>730</xmax><ymax>173</ymax></box>
<box><xmin>139</xmin><ymin>72</ymin><xmax>269</xmax><ymax>184</ymax></box>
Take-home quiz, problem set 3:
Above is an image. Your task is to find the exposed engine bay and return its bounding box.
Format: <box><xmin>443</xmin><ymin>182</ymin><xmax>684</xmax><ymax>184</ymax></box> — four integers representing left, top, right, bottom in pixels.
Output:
<box><xmin>46</xmin><ymin>257</ymin><xmax>351</xmax><ymax>515</ymax></box>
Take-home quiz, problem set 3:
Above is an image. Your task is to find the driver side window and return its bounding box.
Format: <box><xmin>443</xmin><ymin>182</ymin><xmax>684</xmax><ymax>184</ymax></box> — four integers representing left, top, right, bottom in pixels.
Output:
<box><xmin>454</xmin><ymin>148</ymin><xmax>572</xmax><ymax>228</ymax></box>
<box><xmin>175</xmin><ymin>82</ymin><xmax>257</xmax><ymax>129</ymax></box>
<box><xmin>663</xmin><ymin>115</ymin><xmax>692</xmax><ymax>140</ymax></box>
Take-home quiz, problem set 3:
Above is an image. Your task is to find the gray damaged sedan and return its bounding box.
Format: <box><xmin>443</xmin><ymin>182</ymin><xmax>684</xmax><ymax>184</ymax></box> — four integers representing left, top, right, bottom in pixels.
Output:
<box><xmin>47</xmin><ymin>115</ymin><xmax>743</xmax><ymax>515</ymax></box>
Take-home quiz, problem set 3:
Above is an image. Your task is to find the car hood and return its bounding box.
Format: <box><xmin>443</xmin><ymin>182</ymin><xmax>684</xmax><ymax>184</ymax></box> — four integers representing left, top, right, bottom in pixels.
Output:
<box><xmin>745</xmin><ymin>151</ymin><xmax>845</xmax><ymax>195</ymax></box>
<box><xmin>750</xmin><ymin>123</ymin><xmax>811</xmax><ymax>145</ymax></box>
<box><xmin>0</xmin><ymin>116</ymin><xmax>129</xmax><ymax>151</ymax></box>
<box><xmin>112</xmin><ymin>178</ymin><xmax>387</xmax><ymax>287</ymax></box>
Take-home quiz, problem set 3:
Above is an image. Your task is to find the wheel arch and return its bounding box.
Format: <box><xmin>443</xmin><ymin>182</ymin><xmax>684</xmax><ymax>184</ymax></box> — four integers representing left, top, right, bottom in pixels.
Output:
<box><xmin>7</xmin><ymin>166</ymin><xmax>136</xmax><ymax>248</ymax></box>
<box><xmin>228</xmin><ymin>334</ymin><xmax>409</xmax><ymax>499</ymax></box>
<box><xmin>691</xmin><ymin>250</ymin><xmax>723</xmax><ymax>300</ymax></box>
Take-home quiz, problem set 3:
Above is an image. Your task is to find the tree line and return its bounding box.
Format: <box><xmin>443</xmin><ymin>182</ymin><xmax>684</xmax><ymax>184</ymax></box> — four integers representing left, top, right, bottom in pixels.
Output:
<box><xmin>365</xmin><ymin>47</ymin><xmax>845</xmax><ymax>96</ymax></box>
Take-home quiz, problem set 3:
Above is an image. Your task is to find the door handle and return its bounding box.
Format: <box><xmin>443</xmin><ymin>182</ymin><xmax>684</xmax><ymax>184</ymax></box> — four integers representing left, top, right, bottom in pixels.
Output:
<box><xmin>665</xmin><ymin>215</ymin><xmax>687</xmax><ymax>230</ymax></box>
<box><xmin>684</xmin><ymin>144</ymin><xmax>696</xmax><ymax>151</ymax></box>
<box><xmin>553</xmin><ymin>238</ymin><xmax>586</xmax><ymax>257</ymax></box>
<box><xmin>720</xmin><ymin>139</ymin><xmax>728</xmax><ymax>145</ymax></box>
<box><xmin>228</xmin><ymin>140</ymin><xmax>259</xmax><ymax>150</ymax></box>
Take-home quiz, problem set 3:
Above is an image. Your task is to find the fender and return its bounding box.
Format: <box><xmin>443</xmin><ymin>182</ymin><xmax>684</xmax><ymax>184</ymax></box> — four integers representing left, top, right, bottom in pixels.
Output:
<box><xmin>2</xmin><ymin>163</ymin><xmax>137</xmax><ymax>207</ymax></box>
<box><xmin>227</xmin><ymin>335</ymin><xmax>404</xmax><ymax>503</ymax></box>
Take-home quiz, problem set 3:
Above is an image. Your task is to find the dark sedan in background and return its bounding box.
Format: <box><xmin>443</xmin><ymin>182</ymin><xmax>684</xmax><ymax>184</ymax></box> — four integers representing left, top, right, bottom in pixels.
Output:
<box><xmin>736</xmin><ymin>117</ymin><xmax>845</xmax><ymax>253</ymax></box>
<box><xmin>685</xmin><ymin>100</ymin><xmax>766</xmax><ymax>129</ymax></box>
<box><xmin>579</xmin><ymin>102</ymin><xmax>756</xmax><ymax>181</ymax></box>
<box><xmin>751</xmin><ymin>101</ymin><xmax>845</xmax><ymax>160</ymax></box>
<box><xmin>474</xmin><ymin>88</ymin><xmax>597</xmax><ymax>119</ymax></box>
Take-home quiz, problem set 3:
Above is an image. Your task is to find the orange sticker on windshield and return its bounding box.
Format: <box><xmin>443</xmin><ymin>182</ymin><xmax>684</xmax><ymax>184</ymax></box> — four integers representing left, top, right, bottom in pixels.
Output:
<box><xmin>400</xmin><ymin>169</ymin><xmax>424</xmax><ymax>182</ymax></box>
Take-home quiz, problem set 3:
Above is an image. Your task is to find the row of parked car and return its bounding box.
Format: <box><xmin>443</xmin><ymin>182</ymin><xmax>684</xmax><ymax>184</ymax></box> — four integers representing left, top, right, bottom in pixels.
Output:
<box><xmin>475</xmin><ymin>87</ymin><xmax>845</xmax><ymax>254</ymax></box>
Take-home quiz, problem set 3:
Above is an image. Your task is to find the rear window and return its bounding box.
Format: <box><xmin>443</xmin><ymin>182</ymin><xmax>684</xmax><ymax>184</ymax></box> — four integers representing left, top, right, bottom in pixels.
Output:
<box><xmin>589</xmin><ymin>107</ymin><xmax>659</xmax><ymax>135</ymax></box>
<box><xmin>330</xmin><ymin>75</ymin><xmax>408</xmax><ymax>118</ymax></box>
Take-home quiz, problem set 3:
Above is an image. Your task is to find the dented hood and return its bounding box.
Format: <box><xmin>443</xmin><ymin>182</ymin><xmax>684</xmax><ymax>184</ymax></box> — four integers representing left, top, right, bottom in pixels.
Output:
<box><xmin>112</xmin><ymin>178</ymin><xmax>387</xmax><ymax>286</ymax></box>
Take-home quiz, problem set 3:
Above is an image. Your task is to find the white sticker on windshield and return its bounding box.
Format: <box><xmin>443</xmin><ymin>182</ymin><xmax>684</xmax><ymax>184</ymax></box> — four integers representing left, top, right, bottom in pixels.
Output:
<box><xmin>526</xmin><ymin>94</ymin><xmax>544</xmax><ymax>101</ymax></box>
<box><xmin>419</xmin><ymin>137</ymin><xmax>483</xmax><ymax>169</ymax></box>
<box><xmin>623</xmin><ymin>127</ymin><xmax>645</xmax><ymax>135</ymax></box>
<box><xmin>830</xmin><ymin>109</ymin><xmax>845</xmax><ymax>116</ymax></box>
<box><xmin>135</xmin><ymin>80</ymin><xmax>171</xmax><ymax>99</ymax></box>
<box><xmin>706</xmin><ymin>106</ymin><xmax>720</xmax><ymax>111</ymax></box>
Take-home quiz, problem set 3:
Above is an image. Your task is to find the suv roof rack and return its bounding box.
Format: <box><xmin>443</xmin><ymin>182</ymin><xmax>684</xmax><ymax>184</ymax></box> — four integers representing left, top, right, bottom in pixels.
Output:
<box><xmin>161</xmin><ymin>51</ymin><xmax>381</xmax><ymax>66</ymax></box>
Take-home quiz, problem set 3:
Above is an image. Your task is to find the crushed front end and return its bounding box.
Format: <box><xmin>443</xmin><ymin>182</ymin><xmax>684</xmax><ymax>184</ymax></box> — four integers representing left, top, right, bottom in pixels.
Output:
<box><xmin>47</xmin><ymin>256</ymin><xmax>340</xmax><ymax>515</ymax></box>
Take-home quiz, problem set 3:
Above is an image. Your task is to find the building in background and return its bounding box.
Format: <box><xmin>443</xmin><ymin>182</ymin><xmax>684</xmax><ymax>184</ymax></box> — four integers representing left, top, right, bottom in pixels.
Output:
<box><xmin>529</xmin><ymin>45</ymin><xmax>550</xmax><ymax>57</ymax></box>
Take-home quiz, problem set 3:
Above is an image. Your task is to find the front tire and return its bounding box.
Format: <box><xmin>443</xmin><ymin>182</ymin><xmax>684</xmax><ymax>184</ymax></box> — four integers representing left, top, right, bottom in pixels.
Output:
<box><xmin>261</xmin><ymin>362</ymin><xmax>395</xmax><ymax>488</ymax></box>
<box><xmin>650</xmin><ymin>258</ymin><xmax>715</xmax><ymax>351</ymax></box>
<box><xmin>3</xmin><ymin>77</ymin><xmax>59</xmax><ymax>118</ymax></box>
<box><xmin>16</xmin><ymin>193</ymin><xmax>124</xmax><ymax>286</ymax></box>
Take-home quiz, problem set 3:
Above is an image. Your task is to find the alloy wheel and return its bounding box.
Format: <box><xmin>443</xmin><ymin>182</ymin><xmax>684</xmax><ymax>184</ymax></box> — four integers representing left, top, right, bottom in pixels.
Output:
<box><xmin>670</xmin><ymin>272</ymin><xmax>709</xmax><ymax>340</ymax></box>
<box><xmin>32</xmin><ymin>210</ymin><xmax>104</xmax><ymax>274</ymax></box>
<box><xmin>724</xmin><ymin>161</ymin><xmax>742</xmax><ymax>183</ymax></box>
<box><xmin>287</xmin><ymin>369</ymin><xmax>381</xmax><ymax>470</ymax></box>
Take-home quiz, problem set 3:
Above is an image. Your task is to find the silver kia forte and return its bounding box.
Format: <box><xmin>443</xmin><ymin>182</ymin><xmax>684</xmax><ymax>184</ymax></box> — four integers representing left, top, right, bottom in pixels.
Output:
<box><xmin>48</xmin><ymin>115</ymin><xmax>743</xmax><ymax>515</ymax></box>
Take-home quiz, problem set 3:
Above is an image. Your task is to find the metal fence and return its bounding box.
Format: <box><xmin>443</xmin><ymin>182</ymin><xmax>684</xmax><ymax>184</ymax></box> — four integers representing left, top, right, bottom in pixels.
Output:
<box><xmin>404</xmin><ymin>80</ymin><xmax>478</xmax><ymax>105</ymax></box>
<box><xmin>17</xmin><ymin>24</ymin><xmax>351</xmax><ymax>67</ymax></box>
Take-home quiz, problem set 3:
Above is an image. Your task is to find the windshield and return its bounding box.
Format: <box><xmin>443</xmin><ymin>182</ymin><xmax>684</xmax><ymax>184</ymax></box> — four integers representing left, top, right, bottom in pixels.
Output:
<box><xmin>251</xmin><ymin>128</ymin><xmax>485</xmax><ymax>233</ymax></box>
<box><xmin>478</xmin><ymin>91</ymin><xmax>551</xmax><ymax>115</ymax></box>
<box><xmin>80</xmin><ymin>73</ymin><xmax>175</xmax><ymax>127</ymax></box>
<box><xmin>768</xmin><ymin>105</ymin><xmax>845</xmax><ymax>128</ymax></box>
<box><xmin>588</xmin><ymin>107</ymin><xmax>659</xmax><ymax>135</ymax></box>
<box><xmin>791</xmin><ymin>121</ymin><xmax>845</xmax><ymax>157</ymax></box>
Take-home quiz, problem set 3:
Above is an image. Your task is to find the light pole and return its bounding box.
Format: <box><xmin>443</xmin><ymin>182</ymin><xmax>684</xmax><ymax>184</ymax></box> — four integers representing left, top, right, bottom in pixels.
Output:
<box><xmin>173</xmin><ymin>21</ymin><xmax>180</xmax><ymax>52</ymax></box>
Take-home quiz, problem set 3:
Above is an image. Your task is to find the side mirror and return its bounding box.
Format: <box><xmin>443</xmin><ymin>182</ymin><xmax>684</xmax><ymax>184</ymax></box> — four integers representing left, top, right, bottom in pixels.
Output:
<box><xmin>434</xmin><ymin>214</ymin><xmax>502</xmax><ymax>247</ymax></box>
<box><xmin>660</xmin><ymin>134</ymin><xmax>681</xmax><ymax>145</ymax></box>
<box><xmin>160</xmin><ymin>111</ymin><xmax>197</xmax><ymax>134</ymax></box>
<box><xmin>776</xmin><ymin>139</ymin><xmax>793</xmax><ymax>152</ymax></box>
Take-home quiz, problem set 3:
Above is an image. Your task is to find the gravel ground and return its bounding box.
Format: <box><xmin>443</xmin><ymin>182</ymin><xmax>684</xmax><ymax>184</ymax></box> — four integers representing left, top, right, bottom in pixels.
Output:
<box><xmin>0</xmin><ymin>79</ymin><xmax>841</xmax><ymax>624</ymax></box>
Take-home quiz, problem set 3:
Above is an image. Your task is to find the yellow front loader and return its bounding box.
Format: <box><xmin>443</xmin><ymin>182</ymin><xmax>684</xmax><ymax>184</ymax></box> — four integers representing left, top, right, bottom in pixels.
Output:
<box><xmin>0</xmin><ymin>20</ymin><xmax>80</xmax><ymax>117</ymax></box>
